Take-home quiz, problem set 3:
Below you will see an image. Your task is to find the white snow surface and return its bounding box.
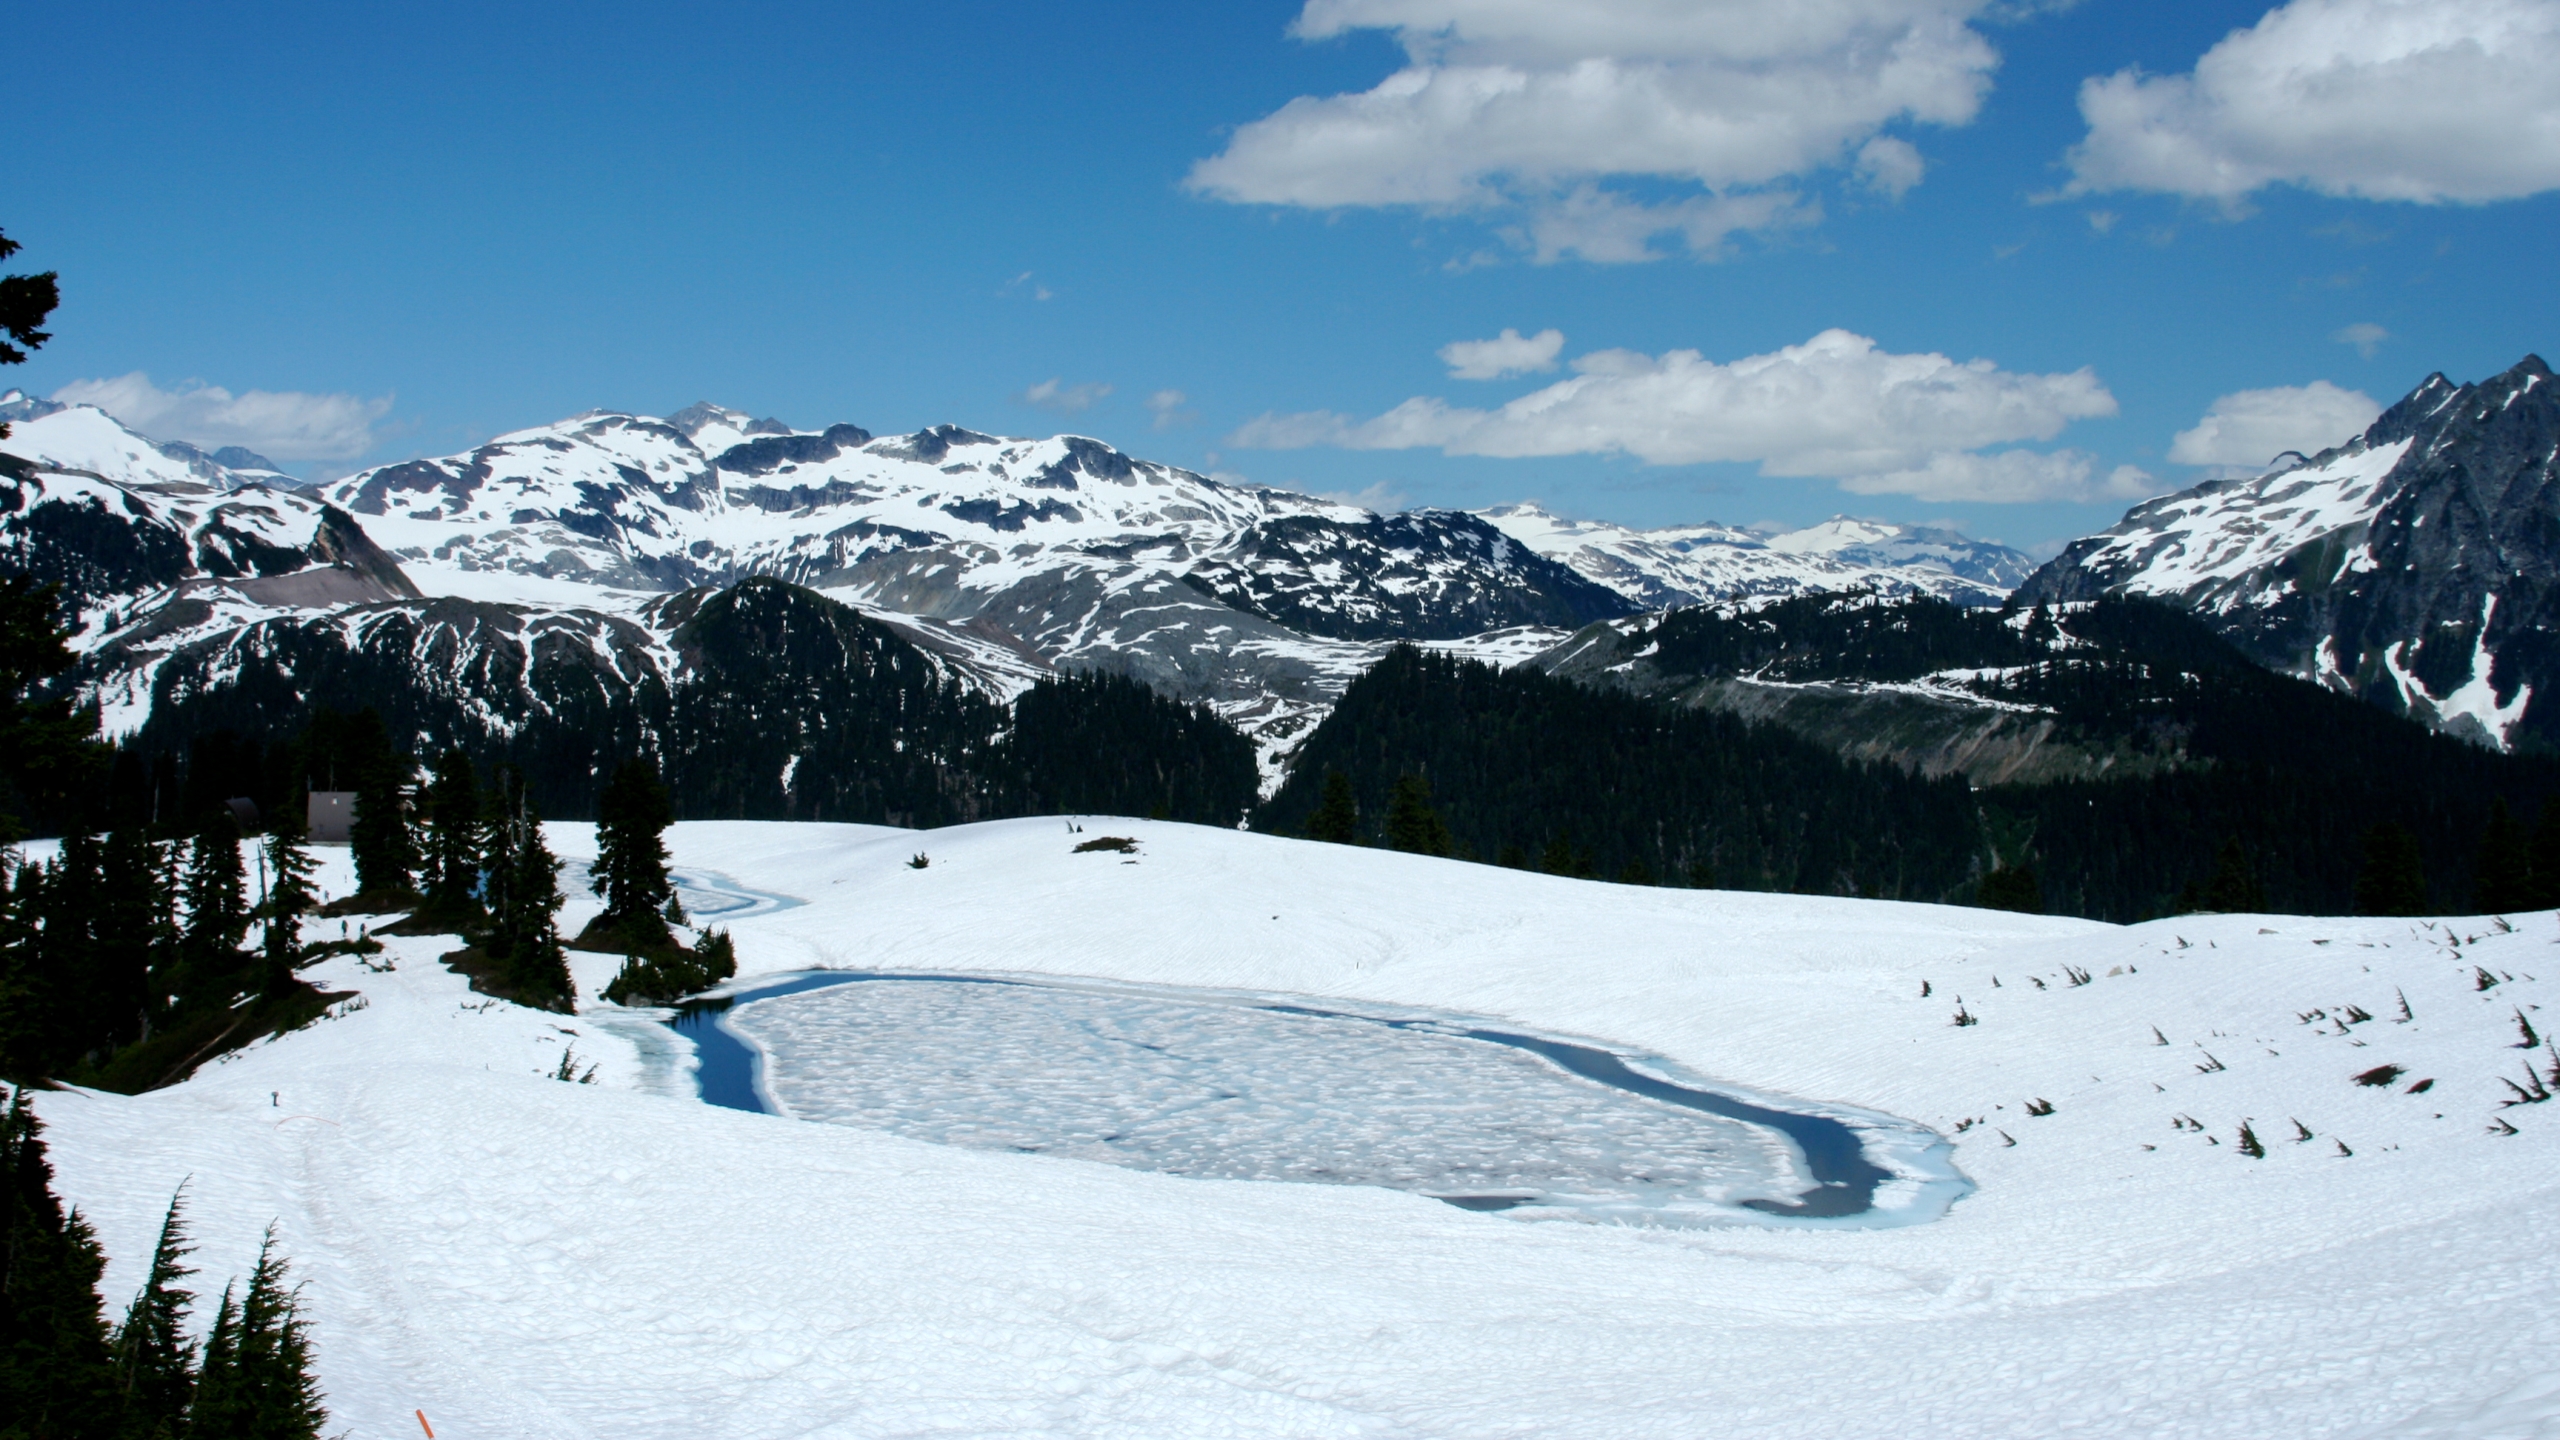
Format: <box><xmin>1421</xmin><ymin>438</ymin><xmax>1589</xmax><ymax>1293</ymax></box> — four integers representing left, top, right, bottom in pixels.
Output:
<box><xmin>32</xmin><ymin>818</ymin><xmax>2560</xmax><ymax>1437</ymax></box>
<box><xmin>2068</xmin><ymin>438</ymin><xmax>2415</xmax><ymax>606</ymax></box>
<box><xmin>1481</xmin><ymin>504</ymin><xmax>2027</xmax><ymax>610</ymax></box>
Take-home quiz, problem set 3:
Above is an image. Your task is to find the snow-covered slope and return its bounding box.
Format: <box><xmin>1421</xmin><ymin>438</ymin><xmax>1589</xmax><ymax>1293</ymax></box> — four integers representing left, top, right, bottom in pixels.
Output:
<box><xmin>32</xmin><ymin>818</ymin><xmax>2560</xmax><ymax>1437</ymax></box>
<box><xmin>1483</xmin><ymin>504</ymin><xmax>2031</xmax><ymax>610</ymax></box>
<box><xmin>2019</xmin><ymin>355</ymin><xmax>2560</xmax><ymax>750</ymax></box>
<box><xmin>0</xmin><ymin>392</ymin><xmax>295</xmax><ymax>490</ymax></box>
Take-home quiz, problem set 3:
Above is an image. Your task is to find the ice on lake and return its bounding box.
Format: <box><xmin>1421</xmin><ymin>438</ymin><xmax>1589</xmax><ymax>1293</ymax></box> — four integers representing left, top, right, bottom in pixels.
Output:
<box><xmin>720</xmin><ymin>978</ymin><xmax>1957</xmax><ymax>1226</ymax></box>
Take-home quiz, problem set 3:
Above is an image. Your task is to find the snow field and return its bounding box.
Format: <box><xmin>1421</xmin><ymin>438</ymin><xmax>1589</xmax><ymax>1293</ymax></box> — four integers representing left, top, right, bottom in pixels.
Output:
<box><xmin>31</xmin><ymin>818</ymin><xmax>2560</xmax><ymax>1437</ymax></box>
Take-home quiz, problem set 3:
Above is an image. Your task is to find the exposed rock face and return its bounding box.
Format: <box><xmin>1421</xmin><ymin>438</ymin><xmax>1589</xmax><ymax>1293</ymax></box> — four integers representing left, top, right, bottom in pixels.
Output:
<box><xmin>2018</xmin><ymin>355</ymin><xmax>2560</xmax><ymax>750</ymax></box>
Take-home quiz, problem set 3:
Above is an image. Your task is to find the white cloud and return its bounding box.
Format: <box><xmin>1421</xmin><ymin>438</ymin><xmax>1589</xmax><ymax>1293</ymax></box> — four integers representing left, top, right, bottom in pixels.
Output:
<box><xmin>51</xmin><ymin>372</ymin><xmax>389</xmax><ymax>461</ymax></box>
<box><xmin>1018</xmin><ymin>379</ymin><xmax>1113</xmax><ymax>415</ymax></box>
<box><xmin>1145</xmin><ymin>389</ymin><xmax>1196</xmax><ymax>431</ymax></box>
<box><xmin>1229</xmin><ymin>328</ymin><xmax>2122</xmax><ymax>502</ymax></box>
<box><xmin>1839</xmin><ymin>452</ymin><xmax>2160</xmax><ymax>503</ymax></box>
<box><xmin>2167</xmin><ymin>380</ymin><xmax>2382</xmax><ymax>468</ymax></box>
<box><xmin>1507</xmin><ymin>186</ymin><xmax>1818</xmax><ymax>264</ymax></box>
<box><xmin>2333</xmin><ymin>322</ymin><xmax>2390</xmax><ymax>358</ymax></box>
<box><xmin>2066</xmin><ymin>0</ymin><xmax>2560</xmax><ymax>205</ymax></box>
<box><xmin>1188</xmin><ymin>0</ymin><xmax>1998</xmax><ymax>259</ymax></box>
<box><xmin>1438</xmin><ymin>328</ymin><xmax>1565</xmax><ymax>380</ymax></box>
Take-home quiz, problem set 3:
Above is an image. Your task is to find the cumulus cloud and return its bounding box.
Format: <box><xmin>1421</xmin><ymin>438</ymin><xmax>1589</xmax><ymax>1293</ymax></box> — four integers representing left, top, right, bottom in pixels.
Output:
<box><xmin>2066</xmin><ymin>0</ymin><xmax>2560</xmax><ymax>205</ymax></box>
<box><xmin>51</xmin><ymin>372</ymin><xmax>389</xmax><ymax>461</ymax></box>
<box><xmin>1229</xmin><ymin>328</ymin><xmax>2126</xmax><ymax>502</ymax></box>
<box><xmin>1438</xmin><ymin>327</ymin><xmax>1566</xmax><ymax>380</ymax></box>
<box><xmin>2333</xmin><ymin>322</ymin><xmax>2390</xmax><ymax>358</ymax></box>
<box><xmin>1018</xmin><ymin>378</ymin><xmax>1113</xmax><ymax>415</ymax></box>
<box><xmin>2167</xmin><ymin>380</ymin><xmax>2383</xmax><ymax>469</ymax></box>
<box><xmin>1188</xmin><ymin>0</ymin><xmax>1997</xmax><ymax>260</ymax></box>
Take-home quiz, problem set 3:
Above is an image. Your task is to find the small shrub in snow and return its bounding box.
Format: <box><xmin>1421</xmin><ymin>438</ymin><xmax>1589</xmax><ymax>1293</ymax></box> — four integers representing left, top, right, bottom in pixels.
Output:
<box><xmin>2514</xmin><ymin>1009</ymin><xmax>2540</xmax><ymax>1049</ymax></box>
<box><xmin>2352</xmin><ymin>1064</ymin><xmax>2404</xmax><ymax>1088</ymax></box>
<box><xmin>2023</xmin><ymin>1098</ymin><xmax>2054</xmax><ymax>1116</ymax></box>
<box><xmin>2292</xmin><ymin>1119</ymin><xmax>2314</xmax><ymax>1143</ymax></box>
<box><xmin>1951</xmin><ymin>1004</ymin><xmax>1977</xmax><ymax>1027</ymax></box>
<box><xmin>1073</xmin><ymin>836</ymin><xmax>1139</xmax><ymax>854</ymax></box>
<box><xmin>2407</xmin><ymin>1077</ymin><xmax>2435</xmax><ymax>1094</ymax></box>
<box><xmin>907</xmin><ymin>853</ymin><xmax>930</xmax><ymax>870</ymax></box>
<box><xmin>2195</xmin><ymin>1051</ymin><xmax>2225</xmax><ymax>1074</ymax></box>
<box><xmin>2236</xmin><ymin>1122</ymin><xmax>2265</xmax><ymax>1158</ymax></box>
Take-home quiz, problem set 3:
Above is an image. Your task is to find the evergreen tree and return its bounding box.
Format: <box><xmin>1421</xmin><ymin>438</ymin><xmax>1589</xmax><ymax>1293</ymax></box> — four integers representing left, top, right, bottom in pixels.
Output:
<box><xmin>2534</xmin><ymin>800</ymin><xmax>2560</xmax><ymax>911</ymax></box>
<box><xmin>418</xmin><ymin>748</ymin><xmax>482</xmax><ymax>921</ymax></box>
<box><xmin>180</xmin><ymin>814</ymin><xmax>250</xmax><ymax>1002</ymax></box>
<box><xmin>592</xmin><ymin>758</ymin><xmax>674</xmax><ymax>948</ymax></box>
<box><xmin>258</xmin><ymin>807</ymin><xmax>318</xmax><ymax>997</ymax></box>
<box><xmin>2355</xmin><ymin>823</ymin><xmax>2430</xmax><ymax>916</ymax></box>
<box><xmin>97</xmin><ymin>831</ymin><xmax>159</xmax><ymax>1050</ymax></box>
<box><xmin>497</xmin><ymin>803</ymin><xmax>571</xmax><ymax>1010</ymax></box>
<box><xmin>344</xmin><ymin>716</ymin><xmax>416</xmax><ymax>903</ymax></box>
<box><xmin>2473</xmin><ymin>798</ymin><xmax>2533</xmax><ymax>913</ymax></box>
<box><xmin>110</xmin><ymin>1192</ymin><xmax>197</xmax><ymax>1439</ymax></box>
<box><xmin>184</xmin><ymin>1228</ymin><xmax>326</xmax><ymax>1440</ymax></box>
<box><xmin>2200</xmin><ymin>837</ymin><xmax>2267</xmax><ymax>913</ymax></box>
<box><xmin>1977</xmin><ymin>864</ymin><xmax>2043</xmax><ymax>913</ymax></box>
<box><xmin>1303</xmin><ymin>771</ymin><xmax>1359</xmax><ymax>845</ymax></box>
<box><xmin>1383</xmin><ymin>774</ymin><xmax>1454</xmax><ymax>857</ymax></box>
<box><xmin>0</xmin><ymin>1090</ymin><xmax>118</xmax><ymax>1439</ymax></box>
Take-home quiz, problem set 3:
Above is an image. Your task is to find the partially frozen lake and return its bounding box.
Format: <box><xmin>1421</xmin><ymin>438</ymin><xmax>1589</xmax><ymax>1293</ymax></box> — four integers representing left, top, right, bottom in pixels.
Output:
<box><xmin>665</xmin><ymin>972</ymin><xmax>1970</xmax><ymax>1229</ymax></box>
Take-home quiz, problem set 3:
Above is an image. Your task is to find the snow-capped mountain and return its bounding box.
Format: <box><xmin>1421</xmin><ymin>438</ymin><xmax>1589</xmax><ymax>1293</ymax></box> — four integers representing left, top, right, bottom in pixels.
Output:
<box><xmin>2017</xmin><ymin>355</ymin><xmax>2560</xmax><ymax>750</ymax></box>
<box><xmin>1480</xmin><ymin>504</ymin><xmax>2031</xmax><ymax>610</ymax></box>
<box><xmin>0</xmin><ymin>393</ymin><xmax>295</xmax><ymax>490</ymax></box>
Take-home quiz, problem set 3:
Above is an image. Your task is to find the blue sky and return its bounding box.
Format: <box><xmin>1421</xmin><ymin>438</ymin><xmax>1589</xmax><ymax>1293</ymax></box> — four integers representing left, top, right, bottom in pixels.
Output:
<box><xmin>9</xmin><ymin>0</ymin><xmax>2558</xmax><ymax>552</ymax></box>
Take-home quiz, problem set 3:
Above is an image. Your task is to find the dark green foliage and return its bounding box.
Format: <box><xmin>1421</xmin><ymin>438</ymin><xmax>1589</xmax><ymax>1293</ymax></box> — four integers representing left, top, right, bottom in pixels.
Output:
<box><xmin>0</xmin><ymin>1091</ymin><xmax>117</xmax><ymax>1440</ymax></box>
<box><xmin>110</xmin><ymin>1194</ymin><xmax>198</xmax><ymax>1438</ymax></box>
<box><xmin>2474</xmin><ymin>799</ymin><xmax>2533</xmax><ymax>913</ymax></box>
<box><xmin>1976</xmin><ymin>865</ymin><xmax>2043</xmax><ymax>914</ymax></box>
<box><xmin>259</xmin><ymin>811</ymin><xmax>317</xmax><ymax>996</ymax></box>
<box><xmin>998</xmin><ymin>670</ymin><xmax>1258</xmax><ymax>826</ymax></box>
<box><xmin>1258</xmin><ymin>647</ymin><xmax>1981</xmax><ymax>899</ymax></box>
<box><xmin>2533</xmin><ymin>801</ymin><xmax>2560</xmax><ymax>910</ymax></box>
<box><xmin>602</xmin><ymin>927</ymin><xmax>736</xmax><ymax>1007</ymax></box>
<box><xmin>1624</xmin><ymin>593</ymin><xmax>2560</xmax><ymax>919</ymax></box>
<box><xmin>1383</xmin><ymin>774</ymin><xmax>1455</xmax><ymax>857</ymax></box>
<box><xmin>184</xmin><ymin>1229</ymin><xmax>326</xmax><ymax>1440</ymax></box>
<box><xmin>1536</xmin><ymin>836</ymin><xmax>1595</xmax><ymax>879</ymax></box>
<box><xmin>659</xmin><ymin>578</ymin><xmax>997</xmax><ymax>826</ymax></box>
<box><xmin>592</xmin><ymin>758</ymin><xmax>673</xmax><ymax>947</ymax></box>
<box><xmin>0</xmin><ymin>228</ymin><xmax>59</xmax><ymax>374</ymax></box>
<box><xmin>2356</xmin><ymin>824</ymin><xmax>2430</xmax><ymax>916</ymax></box>
<box><xmin>1304</xmin><ymin>771</ymin><xmax>1359</xmax><ymax>844</ymax></box>
<box><xmin>2200</xmin><ymin>838</ymin><xmax>2267</xmax><ymax>914</ymax></box>
<box><xmin>0</xmin><ymin>575</ymin><xmax>107</xmax><ymax>842</ymax></box>
<box><xmin>337</xmin><ymin>712</ymin><xmax>417</xmax><ymax>903</ymax></box>
<box><xmin>180</xmin><ymin>814</ymin><xmax>249</xmax><ymax>997</ymax></box>
<box><xmin>418</xmin><ymin>748</ymin><xmax>482</xmax><ymax>921</ymax></box>
<box><xmin>477</xmin><ymin>769</ymin><xmax>570</xmax><ymax>1010</ymax></box>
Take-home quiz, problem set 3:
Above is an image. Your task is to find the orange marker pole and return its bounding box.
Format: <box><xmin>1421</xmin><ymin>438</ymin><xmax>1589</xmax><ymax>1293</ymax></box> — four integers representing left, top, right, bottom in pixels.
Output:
<box><xmin>416</xmin><ymin>1410</ymin><xmax>435</xmax><ymax>1437</ymax></box>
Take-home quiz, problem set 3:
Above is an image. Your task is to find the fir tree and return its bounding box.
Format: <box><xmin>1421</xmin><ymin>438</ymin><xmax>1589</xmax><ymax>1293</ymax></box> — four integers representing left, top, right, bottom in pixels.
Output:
<box><xmin>0</xmin><ymin>1090</ymin><xmax>118</xmax><ymax>1439</ymax></box>
<box><xmin>1383</xmin><ymin>774</ymin><xmax>1453</xmax><ymax>857</ymax></box>
<box><xmin>592</xmin><ymin>758</ymin><xmax>674</xmax><ymax>949</ymax></box>
<box><xmin>258</xmin><ymin>807</ymin><xmax>318</xmax><ymax>997</ymax></box>
<box><xmin>344</xmin><ymin>718</ymin><xmax>416</xmax><ymax>903</ymax></box>
<box><xmin>184</xmin><ymin>1227</ymin><xmax>327</xmax><ymax>1440</ymax></box>
<box><xmin>418</xmin><ymin>748</ymin><xmax>482</xmax><ymax>921</ymax></box>
<box><xmin>110</xmin><ymin>1191</ymin><xmax>198</xmax><ymax>1439</ymax></box>
<box><xmin>1977</xmin><ymin>864</ymin><xmax>2043</xmax><ymax>914</ymax></box>
<box><xmin>2355</xmin><ymin>823</ymin><xmax>2430</xmax><ymax>916</ymax></box>
<box><xmin>2200</xmin><ymin>837</ymin><xmax>2267</xmax><ymax>913</ymax></box>
<box><xmin>499</xmin><ymin>807</ymin><xmax>571</xmax><ymax>1009</ymax></box>
<box><xmin>180</xmin><ymin>813</ymin><xmax>250</xmax><ymax>1002</ymax></box>
<box><xmin>2532</xmin><ymin>800</ymin><xmax>2560</xmax><ymax>910</ymax></box>
<box><xmin>97</xmin><ymin>831</ymin><xmax>159</xmax><ymax>1051</ymax></box>
<box><xmin>2473</xmin><ymin>799</ymin><xmax>2533</xmax><ymax>913</ymax></box>
<box><xmin>1303</xmin><ymin>771</ymin><xmax>1359</xmax><ymax>845</ymax></box>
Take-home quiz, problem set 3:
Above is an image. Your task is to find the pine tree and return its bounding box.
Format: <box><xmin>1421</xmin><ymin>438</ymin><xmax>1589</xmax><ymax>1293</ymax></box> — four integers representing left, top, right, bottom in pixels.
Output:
<box><xmin>1383</xmin><ymin>774</ymin><xmax>1453</xmax><ymax>857</ymax></box>
<box><xmin>110</xmin><ymin>1191</ymin><xmax>198</xmax><ymax>1439</ymax></box>
<box><xmin>2355</xmin><ymin>823</ymin><xmax>2430</xmax><ymax>917</ymax></box>
<box><xmin>1977</xmin><ymin>864</ymin><xmax>2043</xmax><ymax>913</ymax></box>
<box><xmin>592</xmin><ymin>757</ymin><xmax>674</xmax><ymax>949</ymax></box>
<box><xmin>185</xmin><ymin>1227</ymin><xmax>326</xmax><ymax>1440</ymax></box>
<box><xmin>2532</xmin><ymin>800</ymin><xmax>2560</xmax><ymax>910</ymax></box>
<box><xmin>0</xmin><ymin>1090</ymin><xmax>118</xmax><ymax>1439</ymax></box>
<box><xmin>258</xmin><ymin>806</ymin><xmax>318</xmax><ymax>997</ymax></box>
<box><xmin>180</xmin><ymin>813</ymin><xmax>250</xmax><ymax>1004</ymax></box>
<box><xmin>2200</xmin><ymin>837</ymin><xmax>2267</xmax><ymax>913</ymax></box>
<box><xmin>1303</xmin><ymin>771</ymin><xmax>1359</xmax><ymax>845</ymax></box>
<box><xmin>97</xmin><ymin>830</ymin><xmax>159</xmax><ymax>1050</ymax></box>
<box><xmin>418</xmin><ymin>748</ymin><xmax>482</xmax><ymax>921</ymax></box>
<box><xmin>345</xmin><ymin>720</ymin><xmax>416</xmax><ymax>903</ymax></box>
<box><xmin>502</xmin><ymin>811</ymin><xmax>571</xmax><ymax>1009</ymax></box>
<box><xmin>2473</xmin><ymin>799</ymin><xmax>2533</xmax><ymax>913</ymax></box>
